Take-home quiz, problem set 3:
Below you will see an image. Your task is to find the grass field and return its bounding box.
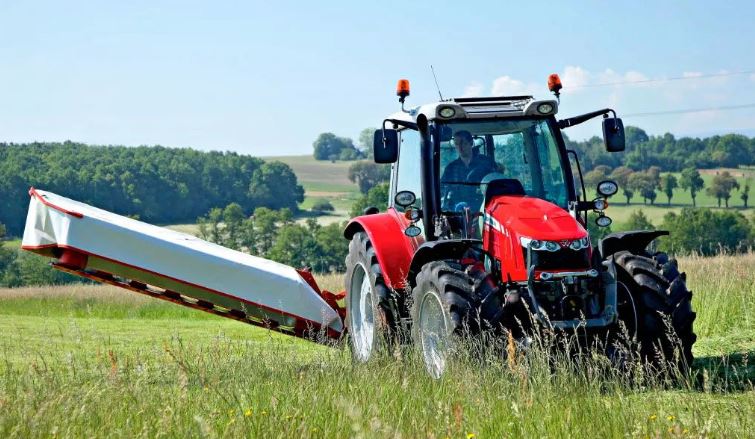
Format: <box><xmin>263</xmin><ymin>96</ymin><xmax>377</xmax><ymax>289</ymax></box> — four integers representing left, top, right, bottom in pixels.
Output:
<box><xmin>592</xmin><ymin>168</ymin><xmax>754</xmax><ymax>210</ymax></box>
<box><xmin>0</xmin><ymin>254</ymin><xmax>753</xmax><ymax>437</ymax></box>
<box><xmin>264</xmin><ymin>155</ymin><xmax>361</xmax><ymax>225</ymax></box>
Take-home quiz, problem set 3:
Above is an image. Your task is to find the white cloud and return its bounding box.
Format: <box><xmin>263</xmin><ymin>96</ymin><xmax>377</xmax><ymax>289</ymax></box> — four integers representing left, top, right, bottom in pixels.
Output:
<box><xmin>561</xmin><ymin>65</ymin><xmax>590</xmax><ymax>89</ymax></box>
<box><xmin>490</xmin><ymin>75</ymin><xmax>538</xmax><ymax>96</ymax></box>
<box><xmin>461</xmin><ymin>82</ymin><xmax>484</xmax><ymax>97</ymax></box>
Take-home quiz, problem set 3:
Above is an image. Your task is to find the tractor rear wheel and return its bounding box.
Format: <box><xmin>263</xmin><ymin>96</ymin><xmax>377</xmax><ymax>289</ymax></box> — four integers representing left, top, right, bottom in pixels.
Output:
<box><xmin>411</xmin><ymin>261</ymin><xmax>476</xmax><ymax>378</ymax></box>
<box><xmin>614</xmin><ymin>251</ymin><xmax>696</xmax><ymax>371</ymax></box>
<box><xmin>344</xmin><ymin>232</ymin><xmax>398</xmax><ymax>363</ymax></box>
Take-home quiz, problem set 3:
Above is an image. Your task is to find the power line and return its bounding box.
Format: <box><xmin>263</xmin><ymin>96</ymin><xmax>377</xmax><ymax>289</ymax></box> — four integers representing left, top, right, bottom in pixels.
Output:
<box><xmin>572</xmin><ymin>69</ymin><xmax>755</xmax><ymax>89</ymax></box>
<box><xmin>623</xmin><ymin>103</ymin><xmax>755</xmax><ymax>118</ymax></box>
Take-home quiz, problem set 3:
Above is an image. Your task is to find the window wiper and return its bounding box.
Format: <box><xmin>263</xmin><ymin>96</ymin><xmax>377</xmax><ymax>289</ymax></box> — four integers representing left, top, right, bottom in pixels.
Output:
<box><xmin>441</xmin><ymin>181</ymin><xmax>483</xmax><ymax>186</ymax></box>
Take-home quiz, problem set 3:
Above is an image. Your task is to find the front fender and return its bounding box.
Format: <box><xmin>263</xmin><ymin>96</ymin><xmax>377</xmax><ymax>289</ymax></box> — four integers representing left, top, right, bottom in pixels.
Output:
<box><xmin>344</xmin><ymin>211</ymin><xmax>414</xmax><ymax>290</ymax></box>
<box><xmin>599</xmin><ymin>230</ymin><xmax>669</xmax><ymax>257</ymax></box>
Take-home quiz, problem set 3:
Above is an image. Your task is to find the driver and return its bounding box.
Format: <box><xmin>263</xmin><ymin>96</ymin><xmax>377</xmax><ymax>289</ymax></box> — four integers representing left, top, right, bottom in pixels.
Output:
<box><xmin>441</xmin><ymin>130</ymin><xmax>499</xmax><ymax>209</ymax></box>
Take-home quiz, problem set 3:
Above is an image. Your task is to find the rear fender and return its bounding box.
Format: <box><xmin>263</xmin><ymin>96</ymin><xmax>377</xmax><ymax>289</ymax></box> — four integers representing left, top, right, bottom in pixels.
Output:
<box><xmin>344</xmin><ymin>212</ymin><xmax>414</xmax><ymax>290</ymax></box>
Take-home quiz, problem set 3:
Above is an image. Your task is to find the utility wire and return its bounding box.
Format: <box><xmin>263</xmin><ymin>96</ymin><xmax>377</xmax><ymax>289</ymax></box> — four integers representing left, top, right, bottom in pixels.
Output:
<box><xmin>572</xmin><ymin>69</ymin><xmax>755</xmax><ymax>89</ymax></box>
<box><xmin>623</xmin><ymin>103</ymin><xmax>755</xmax><ymax>118</ymax></box>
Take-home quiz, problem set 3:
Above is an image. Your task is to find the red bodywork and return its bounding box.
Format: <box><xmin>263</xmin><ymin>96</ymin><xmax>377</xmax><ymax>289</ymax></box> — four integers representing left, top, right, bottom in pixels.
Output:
<box><xmin>344</xmin><ymin>208</ymin><xmax>423</xmax><ymax>289</ymax></box>
<box><xmin>483</xmin><ymin>195</ymin><xmax>590</xmax><ymax>282</ymax></box>
<box><xmin>347</xmin><ymin>196</ymin><xmax>590</xmax><ymax>290</ymax></box>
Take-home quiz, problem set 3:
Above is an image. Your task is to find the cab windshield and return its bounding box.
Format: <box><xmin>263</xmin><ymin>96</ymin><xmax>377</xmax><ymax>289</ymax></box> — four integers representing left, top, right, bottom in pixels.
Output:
<box><xmin>438</xmin><ymin>118</ymin><xmax>570</xmax><ymax>211</ymax></box>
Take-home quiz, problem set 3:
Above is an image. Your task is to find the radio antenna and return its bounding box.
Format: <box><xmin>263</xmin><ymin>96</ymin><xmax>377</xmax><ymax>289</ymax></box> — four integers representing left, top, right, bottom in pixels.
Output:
<box><xmin>430</xmin><ymin>65</ymin><xmax>444</xmax><ymax>101</ymax></box>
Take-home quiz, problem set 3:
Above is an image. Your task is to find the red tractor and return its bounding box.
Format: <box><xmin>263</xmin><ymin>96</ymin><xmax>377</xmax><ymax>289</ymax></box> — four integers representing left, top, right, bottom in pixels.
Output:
<box><xmin>343</xmin><ymin>77</ymin><xmax>696</xmax><ymax>377</ymax></box>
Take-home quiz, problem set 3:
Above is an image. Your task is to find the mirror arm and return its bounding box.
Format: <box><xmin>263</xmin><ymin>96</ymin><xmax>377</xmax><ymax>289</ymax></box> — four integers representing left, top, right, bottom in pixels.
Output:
<box><xmin>567</xmin><ymin>149</ymin><xmax>588</xmax><ymax>225</ymax></box>
<box><xmin>383</xmin><ymin>118</ymin><xmax>418</xmax><ymax>131</ymax></box>
<box><xmin>558</xmin><ymin>108</ymin><xmax>616</xmax><ymax>129</ymax></box>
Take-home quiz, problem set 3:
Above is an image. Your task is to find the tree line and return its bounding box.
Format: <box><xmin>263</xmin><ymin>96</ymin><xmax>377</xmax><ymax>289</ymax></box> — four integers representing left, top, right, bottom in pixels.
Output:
<box><xmin>197</xmin><ymin>204</ymin><xmax>348</xmax><ymax>273</ymax></box>
<box><xmin>584</xmin><ymin>165</ymin><xmax>750</xmax><ymax>208</ymax></box>
<box><xmin>0</xmin><ymin>142</ymin><xmax>304</xmax><ymax>237</ymax></box>
<box><xmin>566</xmin><ymin>126</ymin><xmax>754</xmax><ymax>173</ymax></box>
<box><xmin>591</xmin><ymin>208</ymin><xmax>755</xmax><ymax>256</ymax></box>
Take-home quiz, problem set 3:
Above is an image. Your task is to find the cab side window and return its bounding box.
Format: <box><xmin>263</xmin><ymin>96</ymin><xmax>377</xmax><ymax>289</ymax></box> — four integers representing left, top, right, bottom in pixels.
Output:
<box><xmin>395</xmin><ymin>129</ymin><xmax>422</xmax><ymax>211</ymax></box>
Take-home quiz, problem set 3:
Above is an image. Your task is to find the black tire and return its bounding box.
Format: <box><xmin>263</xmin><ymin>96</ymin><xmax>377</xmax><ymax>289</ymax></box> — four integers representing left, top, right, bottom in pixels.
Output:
<box><xmin>412</xmin><ymin>261</ymin><xmax>476</xmax><ymax>334</ymax></box>
<box><xmin>344</xmin><ymin>232</ymin><xmax>398</xmax><ymax>362</ymax></box>
<box><xmin>614</xmin><ymin>250</ymin><xmax>696</xmax><ymax>371</ymax></box>
<box><xmin>411</xmin><ymin>261</ymin><xmax>477</xmax><ymax>378</ymax></box>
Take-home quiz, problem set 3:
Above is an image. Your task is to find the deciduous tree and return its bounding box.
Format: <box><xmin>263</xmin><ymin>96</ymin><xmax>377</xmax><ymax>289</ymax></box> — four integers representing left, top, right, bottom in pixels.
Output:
<box><xmin>679</xmin><ymin>167</ymin><xmax>705</xmax><ymax>207</ymax></box>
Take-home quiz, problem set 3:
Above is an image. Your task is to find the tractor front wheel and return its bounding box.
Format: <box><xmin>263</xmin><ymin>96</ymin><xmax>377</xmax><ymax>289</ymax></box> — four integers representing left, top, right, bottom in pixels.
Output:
<box><xmin>344</xmin><ymin>232</ymin><xmax>397</xmax><ymax>363</ymax></box>
<box><xmin>411</xmin><ymin>261</ymin><xmax>476</xmax><ymax>378</ymax></box>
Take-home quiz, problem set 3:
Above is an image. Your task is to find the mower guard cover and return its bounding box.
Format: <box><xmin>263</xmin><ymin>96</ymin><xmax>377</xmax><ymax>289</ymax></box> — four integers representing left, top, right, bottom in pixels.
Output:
<box><xmin>21</xmin><ymin>188</ymin><xmax>344</xmax><ymax>340</ymax></box>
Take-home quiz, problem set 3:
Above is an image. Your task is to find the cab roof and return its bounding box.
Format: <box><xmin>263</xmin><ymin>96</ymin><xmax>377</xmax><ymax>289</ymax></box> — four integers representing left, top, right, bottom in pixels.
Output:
<box><xmin>386</xmin><ymin>96</ymin><xmax>558</xmax><ymax>126</ymax></box>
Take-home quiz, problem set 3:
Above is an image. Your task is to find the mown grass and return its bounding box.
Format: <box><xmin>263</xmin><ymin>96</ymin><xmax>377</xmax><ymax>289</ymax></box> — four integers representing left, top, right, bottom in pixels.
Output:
<box><xmin>0</xmin><ymin>254</ymin><xmax>753</xmax><ymax>437</ymax></box>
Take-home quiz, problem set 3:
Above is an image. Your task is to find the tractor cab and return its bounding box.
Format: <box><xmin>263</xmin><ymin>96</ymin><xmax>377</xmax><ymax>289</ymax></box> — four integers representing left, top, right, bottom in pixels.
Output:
<box><xmin>373</xmin><ymin>82</ymin><xmax>623</xmax><ymax>245</ymax></box>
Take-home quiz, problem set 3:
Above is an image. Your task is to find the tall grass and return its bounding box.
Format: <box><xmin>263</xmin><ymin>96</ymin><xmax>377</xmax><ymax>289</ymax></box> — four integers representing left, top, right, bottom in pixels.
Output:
<box><xmin>0</xmin><ymin>253</ymin><xmax>753</xmax><ymax>437</ymax></box>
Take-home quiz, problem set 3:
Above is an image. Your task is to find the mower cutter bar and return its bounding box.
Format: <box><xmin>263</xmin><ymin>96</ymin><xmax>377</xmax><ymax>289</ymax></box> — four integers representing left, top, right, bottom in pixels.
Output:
<box><xmin>51</xmin><ymin>263</ymin><xmax>341</xmax><ymax>341</ymax></box>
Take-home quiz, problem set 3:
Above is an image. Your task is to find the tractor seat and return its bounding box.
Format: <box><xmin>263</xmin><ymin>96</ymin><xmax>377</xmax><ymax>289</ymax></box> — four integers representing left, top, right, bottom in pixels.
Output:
<box><xmin>477</xmin><ymin>175</ymin><xmax>526</xmax><ymax>235</ymax></box>
<box><xmin>483</xmin><ymin>177</ymin><xmax>526</xmax><ymax>206</ymax></box>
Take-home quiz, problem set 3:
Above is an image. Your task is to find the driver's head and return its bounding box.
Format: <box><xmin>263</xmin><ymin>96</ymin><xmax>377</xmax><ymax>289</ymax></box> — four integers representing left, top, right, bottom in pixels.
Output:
<box><xmin>453</xmin><ymin>130</ymin><xmax>474</xmax><ymax>160</ymax></box>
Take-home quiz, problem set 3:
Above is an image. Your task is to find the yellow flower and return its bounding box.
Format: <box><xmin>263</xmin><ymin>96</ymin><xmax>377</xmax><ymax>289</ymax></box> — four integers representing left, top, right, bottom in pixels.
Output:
<box><xmin>261</xmin><ymin>410</ymin><xmax>268</xmax><ymax>416</ymax></box>
<box><xmin>244</xmin><ymin>409</ymin><xmax>253</xmax><ymax>417</ymax></box>
<box><xmin>649</xmin><ymin>414</ymin><xmax>657</xmax><ymax>421</ymax></box>
<box><xmin>667</xmin><ymin>415</ymin><xmax>675</xmax><ymax>421</ymax></box>
<box><xmin>466</xmin><ymin>433</ymin><xmax>476</xmax><ymax>439</ymax></box>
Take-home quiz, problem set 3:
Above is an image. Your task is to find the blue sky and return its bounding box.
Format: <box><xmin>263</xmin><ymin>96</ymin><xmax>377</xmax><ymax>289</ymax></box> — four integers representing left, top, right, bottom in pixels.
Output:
<box><xmin>1</xmin><ymin>1</ymin><xmax>754</xmax><ymax>155</ymax></box>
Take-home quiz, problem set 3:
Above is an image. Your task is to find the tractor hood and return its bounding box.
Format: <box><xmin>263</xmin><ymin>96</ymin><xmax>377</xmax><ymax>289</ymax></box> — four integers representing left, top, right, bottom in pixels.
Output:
<box><xmin>486</xmin><ymin>195</ymin><xmax>587</xmax><ymax>241</ymax></box>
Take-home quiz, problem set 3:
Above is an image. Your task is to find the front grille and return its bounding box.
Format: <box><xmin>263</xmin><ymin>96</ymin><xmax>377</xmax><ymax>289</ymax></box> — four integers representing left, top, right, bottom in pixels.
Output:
<box><xmin>524</xmin><ymin>247</ymin><xmax>590</xmax><ymax>270</ymax></box>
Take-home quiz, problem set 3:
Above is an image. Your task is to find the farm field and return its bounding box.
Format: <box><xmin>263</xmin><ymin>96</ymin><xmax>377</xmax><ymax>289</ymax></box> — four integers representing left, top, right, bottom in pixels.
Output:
<box><xmin>265</xmin><ymin>155</ymin><xmax>362</xmax><ymax>225</ymax></box>
<box><xmin>590</xmin><ymin>168</ymin><xmax>754</xmax><ymax>209</ymax></box>
<box><xmin>0</xmin><ymin>255</ymin><xmax>753</xmax><ymax>437</ymax></box>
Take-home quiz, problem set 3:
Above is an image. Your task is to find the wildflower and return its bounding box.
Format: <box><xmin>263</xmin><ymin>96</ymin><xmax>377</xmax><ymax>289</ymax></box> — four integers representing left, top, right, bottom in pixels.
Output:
<box><xmin>261</xmin><ymin>410</ymin><xmax>268</xmax><ymax>416</ymax></box>
<box><xmin>245</xmin><ymin>409</ymin><xmax>253</xmax><ymax>417</ymax></box>
<box><xmin>667</xmin><ymin>415</ymin><xmax>675</xmax><ymax>421</ymax></box>
<box><xmin>649</xmin><ymin>414</ymin><xmax>657</xmax><ymax>421</ymax></box>
<box><xmin>467</xmin><ymin>433</ymin><xmax>476</xmax><ymax>439</ymax></box>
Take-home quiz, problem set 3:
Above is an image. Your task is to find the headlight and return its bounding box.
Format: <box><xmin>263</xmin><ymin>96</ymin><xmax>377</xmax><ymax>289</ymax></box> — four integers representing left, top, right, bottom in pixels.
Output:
<box><xmin>438</xmin><ymin>106</ymin><xmax>456</xmax><ymax>118</ymax></box>
<box><xmin>521</xmin><ymin>236</ymin><xmax>590</xmax><ymax>252</ymax></box>
<box><xmin>569</xmin><ymin>236</ymin><xmax>591</xmax><ymax>251</ymax></box>
<box><xmin>537</xmin><ymin>103</ymin><xmax>554</xmax><ymax>114</ymax></box>
<box><xmin>520</xmin><ymin>237</ymin><xmax>544</xmax><ymax>250</ymax></box>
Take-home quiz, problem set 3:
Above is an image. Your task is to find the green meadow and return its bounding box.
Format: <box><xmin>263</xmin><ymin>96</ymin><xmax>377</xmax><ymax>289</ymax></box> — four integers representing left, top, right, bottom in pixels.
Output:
<box><xmin>0</xmin><ymin>255</ymin><xmax>753</xmax><ymax>437</ymax></box>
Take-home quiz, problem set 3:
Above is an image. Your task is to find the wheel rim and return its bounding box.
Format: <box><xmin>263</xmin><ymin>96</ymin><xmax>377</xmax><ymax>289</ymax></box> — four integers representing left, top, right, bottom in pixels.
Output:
<box><xmin>348</xmin><ymin>263</ymin><xmax>374</xmax><ymax>362</ymax></box>
<box><xmin>418</xmin><ymin>290</ymin><xmax>449</xmax><ymax>379</ymax></box>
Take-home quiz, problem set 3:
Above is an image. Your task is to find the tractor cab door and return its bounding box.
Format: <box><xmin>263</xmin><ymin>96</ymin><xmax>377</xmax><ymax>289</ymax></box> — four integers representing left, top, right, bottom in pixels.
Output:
<box><xmin>390</xmin><ymin>128</ymin><xmax>425</xmax><ymax>251</ymax></box>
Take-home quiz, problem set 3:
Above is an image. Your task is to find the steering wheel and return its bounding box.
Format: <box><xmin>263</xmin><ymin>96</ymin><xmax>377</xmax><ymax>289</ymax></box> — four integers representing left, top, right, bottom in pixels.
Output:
<box><xmin>466</xmin><ymin>167</ymin><xmax>490</xmax><ymax>184</ymax></box>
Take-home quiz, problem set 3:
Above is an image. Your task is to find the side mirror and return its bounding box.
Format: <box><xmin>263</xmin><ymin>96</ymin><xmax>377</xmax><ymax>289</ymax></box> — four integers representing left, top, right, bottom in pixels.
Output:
<box><xmin>597</xmin><ymin>180</ymin><xmax>619</xmax><ymax>197</ymax></box>
<box><xmin>373</xmin><ymin>129</ymin><xmax>399</xmax><ymax>163</ymax></box>
<box><xmin>602</xmin><ymin>117</ymin><xmax>625</xmax><ymax>152</ymax></box>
